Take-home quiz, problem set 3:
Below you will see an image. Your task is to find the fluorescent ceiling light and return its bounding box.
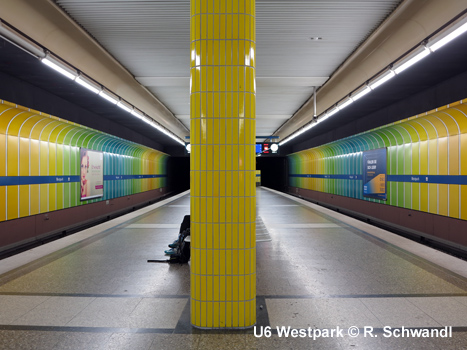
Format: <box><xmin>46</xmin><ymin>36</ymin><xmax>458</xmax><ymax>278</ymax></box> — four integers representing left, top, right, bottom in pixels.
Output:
<box><xmin>338</xmin><ymin>98</ymin><xmax>353</xmax><ymax>110</ymax></box>
<box><xmin>394</xmin><ymin>47</ymin><xmax>430</xmax><ymax>74</ymax></box>
<box><xmin>0</xmin><ymin>21</ymin><xmax>45</xmax><ymax>58</ymax></box>
<box><xmin>117</xmin><ymin>101</ymin><xmax>132</xmax><ymax>113</ymax></box>
<box><xmin>131</xmin><ymin>109</ymin><xmax>145</xmax><ymax>119</ymax></box>
<box><xmin>75</xmin><ymin>76</ymin><xmax>100</xmax><ymax>94</ymax></box>
<box><xmin>276</xmin><ymin>16</ymin><xmax>467</xmax><ymax>148</ymax></box>
<box><xmin>369</xmin><ymin>70</ymin><xmax>395</xmax><ymax>90</ymax></box>
<box><xmin>351</xmin><ymin>86</ymin><xmax>371</xmax><ymax>101</ymax></box>
<box><xmin>317</xmin><ymin>113</ymin><xmax>332</xmax><ymax>124</ymax></box>
<box><xmin>303</xmin><ymin>122</ymin><xmax>316</xmax><ymax>131</ymax></box>
<box><xmin>41</xmin><ymin>56</ymin><xmax>77</xmax><ymax>80</ymax></box>
<box><xmin>326</xmin><ymin>107</ymin><xmax>339</xmax><ymax>118</ymax></box>
<box><xmin>99</xmin><ymin>90</ymin><xmax>118</xmax><ymax>104</ymax></box>
<box><xmin>428</xmin><ymin>21</ymin><xmax>467</xmax><ymax>52</ymax></box>
<box><xmin>142</xmin><ymin>116</ymin><xmax>185</xmax><ymax>145</ymax></box>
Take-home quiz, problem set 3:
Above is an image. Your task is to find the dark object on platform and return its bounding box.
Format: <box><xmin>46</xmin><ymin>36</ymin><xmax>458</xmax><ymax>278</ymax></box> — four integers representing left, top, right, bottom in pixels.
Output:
<box><xmin>148</xmin><ymin>215</ymin><xmax>191</xmax><ymax>264</ymax></box>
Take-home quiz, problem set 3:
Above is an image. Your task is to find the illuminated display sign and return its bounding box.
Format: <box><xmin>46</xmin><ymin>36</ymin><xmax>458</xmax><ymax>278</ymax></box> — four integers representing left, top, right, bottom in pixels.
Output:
<box><xmin>362</xmin><ymin>148</ymin><xmax>387</xmax><ymax>200</ymax></box>
<box><xmin>256</xmin><ymin>143</ymin><xmax>279</xmax><ymax>156</ymax></box>
<box><xmin>80</xmin><ymin>148</ymin><xmax>104</xmax><ymax>201</ymax></box>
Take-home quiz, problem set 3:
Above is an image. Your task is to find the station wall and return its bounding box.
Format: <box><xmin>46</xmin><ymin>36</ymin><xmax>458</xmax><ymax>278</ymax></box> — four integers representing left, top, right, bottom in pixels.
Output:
<box><xmin>0</xmin><ymin>100</ymin><xmax>168</xmax><ymax>252</ymax></box>
<box><xmin>288</xmin><ymin>99</ymin><xmax>467</xmax><ymax>252</ymax></box>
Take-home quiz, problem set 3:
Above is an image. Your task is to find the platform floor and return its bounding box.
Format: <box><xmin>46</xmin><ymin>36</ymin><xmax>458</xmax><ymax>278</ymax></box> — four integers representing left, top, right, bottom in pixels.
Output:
<box><xmin>1</xmin><ymin>187</ymin><xmax>467</xmax><ymax>349</ymax></box>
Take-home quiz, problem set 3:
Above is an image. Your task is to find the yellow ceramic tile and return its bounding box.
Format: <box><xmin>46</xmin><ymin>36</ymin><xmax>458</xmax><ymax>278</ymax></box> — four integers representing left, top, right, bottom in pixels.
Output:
<box><xmin>226</xmin><ymin>64</ymin><xmax>232</xmax><ymax>90</ymax></box>
<box><xmin>232</xmin><ymin>171</ymin><xmax>239</xmax><ymax>199</ymax></box>
<box><xmin>238</xmin><ymin>249</ymin><xmax>245</xmax><ymax>275</ymax></box>
<box><xmin>39</xmin><ymin>184</ymin><xmax>48</xmax><ymax>213</ymax></box>
<box><xmin>461</xmin><ymin>185</ymin><xmax>467</xmax><ymax>220</ymax></box>
<box><xmin>239</xmin><ymin>17</ymin><xmax>245</xmax><ymax>46</ymax></box>
<box><xmin>225</xmin><ymin>302</ymin><xmax>232</xmax><ymax>327</ymax></box>
<box><xmin>226</xmin><ymin>246</ymin><xmax>233</xmax><ymax>275</ymax></box>
<box><xmin>232</xmin><ymin>40</ymin><xmax>239</xmax><ymax>66</ymax></box>
<box><xmin>239</xmin><ymin>302</ymin><xmax>245</xmax><ymax>327</ymax></box>
<box><xmin>6</xmin><ymin>186</ymin><xmax>18</xmax><ymax>220</ymax></box>
<box><xmin>226</xmin><ymin>275</ymin><xmax>232</xmax><ymax>301</ymax></box>
<box><xmin>213</xmin><ymin>193</ymin><xmax>219</xmax><ymax>222</ymax></box>
<box><xmin>225</xmin><ymin>118</ymin><xmax>233</xmax><ymax>145</ymax></box>
<box><xmin>239</xmin><ymin>145</ymin><xmax>245</xmax><ymax>172</ymax></box>
<box><xmin>201</xmin><ymin>0</ymin><xmax>207</xmax><ymax>15</ymax></box>
<box><xmin>30</xmin><ymin>184</ymin><xmax>39</xmax><ymax>215</ymax></box>
<box><xmin>250</xmin><ymin>43</ymin><xmax>256</xmax><ymax>67</ymax></box>
<box><xmin>225</xmin><ymin>14</ymin><xmax>232</xmax><ymax>40</ymax></box>
<box><xmin>18</xmin><ymin>185</ymin><xmax>29</xmax><ymax>218</ymax></box>
<box><xmin>7</xmin><ymin>135</ymin><xmax>18</xmax><ymax>176</ymax></box>
<box><xmin>232</xmin><ymin>15</ymin><xmax>239</xmax><ymax>40</ymax></box>
<box><xmin>239</xmin><ymin>94</ymin><xmax>245</xmax><ymax>119</ymax></box>
<box><xmin>218</xmin><ymin>196</ymin><xmax>226</xmax><ymax>224</ymax></box>
<box><xmin>201</xmin><ymin>68</ymin><xmax>207</xmax><ymax>93</ymax></box>
<box><xmin>219</xmin><ymin>248</ymin><xmax>226</xmax><ymax>274</ymax></box>
<box><xmin>225</xmin><ymin>195</ymin><xmax>232</xmax><ymax>223</ymax></box>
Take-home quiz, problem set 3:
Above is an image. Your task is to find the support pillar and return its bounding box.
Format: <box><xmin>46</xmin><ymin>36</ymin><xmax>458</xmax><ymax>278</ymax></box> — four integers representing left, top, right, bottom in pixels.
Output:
<box><xmin>190</xmin><ymin>0</ymin><xmax>256</xmax><ymax>328</ymax></box>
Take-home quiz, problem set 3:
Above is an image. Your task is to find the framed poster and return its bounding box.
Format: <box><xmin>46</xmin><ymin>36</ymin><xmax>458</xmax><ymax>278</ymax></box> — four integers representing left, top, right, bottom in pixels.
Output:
<box><xmin>80</xmin><ymin>148</ymin><xmax>104</xmax><ymax>200</ymax></box>
<box><xmin>362</xmin><ymin>148</ymin><xmax>387</xmax><ymax>200</ymax></box>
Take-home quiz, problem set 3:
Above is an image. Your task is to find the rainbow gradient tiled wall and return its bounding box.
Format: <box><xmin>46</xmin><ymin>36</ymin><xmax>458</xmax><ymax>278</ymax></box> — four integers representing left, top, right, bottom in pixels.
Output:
<box><xmin>288</xmin><ymin>99</ymin><xmax>467</xmax><ymax>221</ymax></box>
<box><xmin>0</xmin><ymin>100</ymin><xmax>168</xmax><ymax>222</ymax></box>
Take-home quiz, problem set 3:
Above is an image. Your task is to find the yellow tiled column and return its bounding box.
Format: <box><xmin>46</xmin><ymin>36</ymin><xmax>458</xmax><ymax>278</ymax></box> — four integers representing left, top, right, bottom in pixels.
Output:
<box><xmin>190</xmin><ymin>0</ymin><xmax>256</xmax><ymax>328</ymax></box>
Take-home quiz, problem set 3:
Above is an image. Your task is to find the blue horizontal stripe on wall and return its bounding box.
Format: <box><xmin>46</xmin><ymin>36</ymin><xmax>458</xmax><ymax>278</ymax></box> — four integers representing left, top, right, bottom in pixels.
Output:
<box><xmin>289</xmin><ymin>174</ymin><xmax>363</xmax><ymax>180</ymax></box>
<box><xmin>387</xmin><ymin>175</ymin><xmax>467</xmax><ymax>185</ymax></box>
<box><xmin>0</xmin><ymin>174</ymin><xmax>166</xmax><ymax>186</ymax></box>
<box><xmin>104</xmin><ymin>175</ymin><xmax>166</xmax><ymax>181</ymax></box>
<box><xmin>289</xmin><ymin>174</ymin><xmax>467</xmax><ymax>185</ymax></box>
<box><xmin>0</xmin><ymin>176</ymin><xmax>80</xmax><ymax>186</ymax></box>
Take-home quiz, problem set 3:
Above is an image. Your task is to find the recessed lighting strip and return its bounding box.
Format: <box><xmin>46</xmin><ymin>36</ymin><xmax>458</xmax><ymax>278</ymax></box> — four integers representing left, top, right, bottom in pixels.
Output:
<box><xmin>0</xmin><ymin>19</ymin><xmax>185</xmax><ymax>146</ymax></box>
<box><xmin>279</xmin><ymin>13</ymin><xmax>467</xmax><ymax>146</ymax></box>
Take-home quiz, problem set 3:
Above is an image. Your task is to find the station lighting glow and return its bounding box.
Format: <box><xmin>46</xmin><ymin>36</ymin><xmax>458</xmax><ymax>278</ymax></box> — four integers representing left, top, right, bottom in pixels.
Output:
<box><xmin>337</xmin><ymin>98</ymin><xmax>353</xmax><ymax>110</ymax></box>
<box><xmin>41</xmin><ymin>55</ymin><xmax>77</xmax><ymax>80</ymax></box>
<box><xmin>369</xmin><ymin>70</ymin><xmax>395</xmax><ymax>90</ymax></box>
<box><xmin>131</xmin><ymin>109</ymin><xmax>145</xmax><ymax>119</ymax></box>
<box><xmin>98</xmin><ymin>90</ymin><xmax>118</xmax><ymax>104</ymax></box>
<box><xmin>1</xmin><ymin>26</ymin><xmax>186</xmax><ymax>146</ymax></box>
<box><xmin>279</xmin><ymin>14</ymin><xmax>467</xmax><ymax>146</ymax></box>
<box><xmin>351</xmin><ymin>86</ymin><xmax>371</xmax><ymax>101</ymax></box>
<box><xmin>394</xmin><ymin>47</ymin><xmax>431</xmax><ymax>74</ymax></box>
<box><xmin>75</xmin><ymin>75</ymin><xmax>100</xmax><ymax>94</ymax></box>
<box><xmin>117</xmin><ymin>101</ymin><xmax>133</xmax><ymax>113</ymax></box>
<box><xmin>428</xmin><ymin>21</ymin><xmax>467</xmax><ymax>51</ymax></box>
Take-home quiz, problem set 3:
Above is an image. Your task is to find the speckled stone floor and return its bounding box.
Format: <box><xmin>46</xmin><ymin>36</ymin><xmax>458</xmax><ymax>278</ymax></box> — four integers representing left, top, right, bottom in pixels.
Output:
<box><xmin>0</xmin><ymin>188</ymin><xmax>466</xmax><ymax>349</ymax></box>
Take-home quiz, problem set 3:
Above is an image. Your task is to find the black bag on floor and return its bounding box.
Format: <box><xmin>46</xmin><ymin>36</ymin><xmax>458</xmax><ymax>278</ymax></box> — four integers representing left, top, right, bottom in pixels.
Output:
<box><xmin>148</xmin><ymin>216</ymin><xmax>191</xmax><ymax>264</ymax></box>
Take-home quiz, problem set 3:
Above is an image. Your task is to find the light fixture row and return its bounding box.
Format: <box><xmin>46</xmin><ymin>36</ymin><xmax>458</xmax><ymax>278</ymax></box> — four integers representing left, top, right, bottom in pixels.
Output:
<box><xmin>0</xmin><ymin>20</ymin><xmax>185</xmax><ymax>146</ymax></box>
<box><xmin>41</xmin><ymin>53</ymin><xmax>185</xmax><ymax>146</ymax></box>
<box><xmin>279</xmin><ymin>14</ymin><xmax>467</xmax><ymax>146</ymax></box>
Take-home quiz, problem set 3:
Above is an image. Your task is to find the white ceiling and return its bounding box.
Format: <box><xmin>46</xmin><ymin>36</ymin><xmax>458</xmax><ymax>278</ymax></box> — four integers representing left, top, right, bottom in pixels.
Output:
<box><xmin>55</xmin><ymin>0</ymin><xmax>402</xmax><ymax>138</ymax></box>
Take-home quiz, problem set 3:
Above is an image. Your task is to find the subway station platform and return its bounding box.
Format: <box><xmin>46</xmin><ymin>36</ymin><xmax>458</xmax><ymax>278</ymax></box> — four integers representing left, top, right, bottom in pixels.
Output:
<box><xmin>1</xmin><ymin>187</ymin><xmax>467</xmax><ymax>349</ymax></box>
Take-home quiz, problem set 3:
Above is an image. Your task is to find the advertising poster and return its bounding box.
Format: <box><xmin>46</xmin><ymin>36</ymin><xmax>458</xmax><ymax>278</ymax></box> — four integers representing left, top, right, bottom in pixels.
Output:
<box><xmin>362</xmin><ymin>148</ymin><xmax>387</xmax><ymax>200</ymax></box>
<box><xmin>80</xmin><ymin>148</ymin><xmax>104</xmax><ymax>200</ymax></box>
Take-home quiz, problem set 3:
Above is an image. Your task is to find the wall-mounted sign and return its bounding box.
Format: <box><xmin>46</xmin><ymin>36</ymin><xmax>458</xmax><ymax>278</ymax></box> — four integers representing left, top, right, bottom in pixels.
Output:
<box><xmin>362</xmin><ymin>148</ymin><xmax>387</xmax><ymax>200</ymax></box>
<box><xmin>256</xmin><ymin>143</ymin><xmax>279</xmax><ymax>156</ymax></box>
<box><xmin>80</xmin><ymin>148</ymin><xmax>104</xmax><ymax>201</ymax></box>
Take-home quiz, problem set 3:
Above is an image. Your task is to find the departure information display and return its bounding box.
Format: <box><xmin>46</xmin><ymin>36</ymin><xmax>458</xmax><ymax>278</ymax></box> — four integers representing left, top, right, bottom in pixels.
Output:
<box><xmin>256</xmin><ymin>143</ymin><xmax>279</xmax><ymax>156</ymax></box>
